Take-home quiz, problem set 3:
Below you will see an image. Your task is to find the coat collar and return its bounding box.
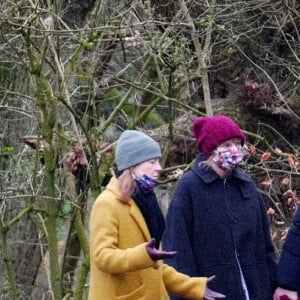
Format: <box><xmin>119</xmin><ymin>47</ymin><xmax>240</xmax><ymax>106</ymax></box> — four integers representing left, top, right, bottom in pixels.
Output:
<box><xmin>105</xmin><ymin>177</ymin><xmax>151</xmax><ymax>241</ymax></box>
<box><xmin>105</xmin><ymin>176</ymin><xmax>122</xmax><ymax>199</ymax></box>
<box><xmin>191</xmin><ymin>153</ymin><xmax>252</xmax><ymax>184</ymax></box>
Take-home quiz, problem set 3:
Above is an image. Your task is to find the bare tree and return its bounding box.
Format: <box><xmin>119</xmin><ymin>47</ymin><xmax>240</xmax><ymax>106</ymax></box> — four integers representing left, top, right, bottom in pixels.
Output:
<box><xmin>0</xmin><ymin>0</ymin><xmax>299</xmax><ymax>299</ymax></box>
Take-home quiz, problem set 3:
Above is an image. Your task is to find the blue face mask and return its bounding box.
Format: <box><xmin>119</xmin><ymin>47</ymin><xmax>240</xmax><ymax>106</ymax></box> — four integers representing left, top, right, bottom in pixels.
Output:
<box><xmin>136</xmin><ymin>175</ymin><xmax>158</xmax><ymax>193</ymax></box>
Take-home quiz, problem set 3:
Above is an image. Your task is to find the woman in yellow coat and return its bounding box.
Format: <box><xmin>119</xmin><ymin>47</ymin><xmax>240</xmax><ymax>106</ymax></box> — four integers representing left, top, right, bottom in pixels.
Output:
<box><xmin>88</xmin><ymin>130</ymin><xmax>225</xmax><ymax>300</ymax></box>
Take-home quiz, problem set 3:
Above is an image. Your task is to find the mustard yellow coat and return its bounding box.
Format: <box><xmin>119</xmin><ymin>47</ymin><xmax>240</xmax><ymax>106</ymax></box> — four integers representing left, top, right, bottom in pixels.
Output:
<box><xmin>88</xmin><ymin>177</ymin><xmax>207</xmax><ymax>300</ymax></box>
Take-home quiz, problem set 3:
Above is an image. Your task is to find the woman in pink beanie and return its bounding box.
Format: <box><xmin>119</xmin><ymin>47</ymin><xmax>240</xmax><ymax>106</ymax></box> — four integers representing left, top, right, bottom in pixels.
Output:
<box><xmin>163</xmin><ymin>115</ymin><xmax>278</xmax><ymax>300</ymax></box>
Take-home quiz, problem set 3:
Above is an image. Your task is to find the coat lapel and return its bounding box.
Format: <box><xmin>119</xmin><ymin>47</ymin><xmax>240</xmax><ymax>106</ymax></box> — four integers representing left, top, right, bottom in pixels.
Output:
<box><xmin>105</xmin><ymin>177</ymin><xmax>151</xmax><ymax>241</ymax></box>
<box><xmin>129</xmin><ymin>199</ymin><xmax>151</xmax><ymax>241</ymax></box>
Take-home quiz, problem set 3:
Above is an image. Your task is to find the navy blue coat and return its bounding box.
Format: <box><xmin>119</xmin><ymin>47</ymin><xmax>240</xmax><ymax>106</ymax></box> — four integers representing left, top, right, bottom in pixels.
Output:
<box><xmin>277</xmin><ymin>207</ymin><xmax>300</xmax><ymax>293</ymax></box>
<box><xmin>163</xmin><ymin>154</ymin><xmax>277</xmax><ymax>300</ymax></box>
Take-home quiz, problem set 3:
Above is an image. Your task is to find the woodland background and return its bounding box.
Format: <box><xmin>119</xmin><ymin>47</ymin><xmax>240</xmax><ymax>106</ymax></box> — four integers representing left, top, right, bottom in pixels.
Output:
<box><xmin>0</xmin><ymin>0</ymin><xmax>299</xmax><ymax>299</ymax></box>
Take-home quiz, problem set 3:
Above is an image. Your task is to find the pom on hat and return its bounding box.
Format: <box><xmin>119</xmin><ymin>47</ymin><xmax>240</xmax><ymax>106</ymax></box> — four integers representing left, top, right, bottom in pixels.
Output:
<box><xmin>115</xmin><ymin>130</ymin><xmax>162</xmax><ymax>171</ymax></box>
<box><xmin>193</xmin><ymin>115</ymin><xmax>246</xmax><ymax>158</ymax></box>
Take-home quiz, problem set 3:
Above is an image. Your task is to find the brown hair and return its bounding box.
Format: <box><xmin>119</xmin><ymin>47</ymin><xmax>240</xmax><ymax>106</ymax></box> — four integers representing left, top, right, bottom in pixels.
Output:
<box><xmin>118</xmin><ymin>169</ymin><xmax>137</xmax><ymax>202</ymax></box>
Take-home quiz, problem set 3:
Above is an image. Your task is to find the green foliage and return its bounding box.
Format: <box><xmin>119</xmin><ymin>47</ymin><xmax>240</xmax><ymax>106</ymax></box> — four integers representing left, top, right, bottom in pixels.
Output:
<box><xmin>196</xmin><ymin>18</ymin><xmax>209</xmax><ymax>27</ymax></box>
<box><xmin>143</xmin><ymin>109</ymin><xmax>165</xmax><ymax>127</ymax></box>
<box><xmin>58</xmin><ymin>201</ymin><xmax>73</xmax><ymax>218</ymax></box>
<box><xmin>227</xmin><ymin>47</ymin><xmax>237</xmax><ymax>55</ymax></box>
<box><xmin>79</xmin><ymin>40</ymin><xmax>93</xmax><ymax>49</ymax></box>
<box><xmin>1</xmin><ymin>146</ymin><xmax>14</xmax><ymax>155</ymax></box>
<box><xmin>90</xmin><ymin>126</ymin><xmax>102</xmax><ymax>136</ymax></box>
<box><xmin>101</xmin><ymin>88</ymin><xmax>136</xmax><ymax>121</ymax></box>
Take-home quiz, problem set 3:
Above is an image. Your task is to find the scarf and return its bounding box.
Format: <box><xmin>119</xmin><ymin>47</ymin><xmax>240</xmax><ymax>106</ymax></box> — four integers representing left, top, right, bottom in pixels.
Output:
<box><xmin>132</xmin><ymin>189</ymin><xmax>165</xmax><ymax>249</ymax></box>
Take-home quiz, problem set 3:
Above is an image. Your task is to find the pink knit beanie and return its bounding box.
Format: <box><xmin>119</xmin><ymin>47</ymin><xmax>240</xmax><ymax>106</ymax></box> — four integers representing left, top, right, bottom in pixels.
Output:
<box><xmin>193</xmin><ymin>115</ymin><xmax>246</xmax><ymax>158</ymax></box>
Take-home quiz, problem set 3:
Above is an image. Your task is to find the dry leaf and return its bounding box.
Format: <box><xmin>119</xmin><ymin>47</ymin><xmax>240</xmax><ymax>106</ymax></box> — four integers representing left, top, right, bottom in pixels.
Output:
<box><xmin>261</xmin><ymin>152</ymin><xmax>271</xmax><ymax>161</ymax></box>
<box><xmin>249</xmin><ymin>144</ymin><xmax>257</xmax><ymax>155</ymax></box>
<box><xmin>283</xmin><ymin>190</ymin><xmax>296</xmax><ymax>198</ymax></box>
<box><xmin>260</xmin><ymin>179</ymin><xmax>273</xmax><ymax>186</ymax></box>
<box><xmin>294</xmin><ymin>197</ymin><xmax>300</xmax><ymax>205</ymax></box>
<box><xmin>280</xmin><ymin>228</ymin><xmax>289</xmax><ymax>241</ymax></box>
<box><xmin>274</xmin><ymin>147</ymin><xmax>283</xmax><ymax>155</ymax></box>
<box><xmin>271</xmin><ymin>231</ymin><xmax>277</xmax><ymax>241</ymax></box>
<box><xmin>288</xmin><ymin>155</ymin><xmax>295</xmax><ymax>167</ymax></box>
<box><xmin>281</xmin><ymin>178</ymin><xmax>290</xmax><ymax>185</ymax></box>
<box><xmin>273</xmin><ymin>219</ymin><xmax>285</xmax><ymax>226</ymax></box>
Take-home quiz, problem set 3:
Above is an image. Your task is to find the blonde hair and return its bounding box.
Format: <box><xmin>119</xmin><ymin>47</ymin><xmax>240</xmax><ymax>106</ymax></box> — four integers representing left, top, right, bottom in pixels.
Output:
<box><xmin>118</xmin><ymin>169</ymin><xmax>138</xmax><ymax>202</ymax></box>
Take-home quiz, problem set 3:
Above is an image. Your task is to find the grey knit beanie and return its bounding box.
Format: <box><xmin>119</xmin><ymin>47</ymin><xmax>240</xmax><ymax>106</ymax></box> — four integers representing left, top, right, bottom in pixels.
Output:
<box><xmin>115</xmin><ymin>130</ymin><xmax>162</xmax><ymax>171</ymax></box>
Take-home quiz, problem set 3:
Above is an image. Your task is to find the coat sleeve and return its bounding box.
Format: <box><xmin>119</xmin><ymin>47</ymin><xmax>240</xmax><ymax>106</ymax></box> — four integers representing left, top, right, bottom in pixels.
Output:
<box><xmin>277</xmin><ymin>207</ymin><xmax>300</xmax><ymax>291</ymax></box>
<box><xmin>162</xmin><ymin>177</ymin><xmax>199</xmax><ymax>299</ymax></box>
<box><xmin>89</xmin><ymin>193</ymin><xmax>154</xmax><ymax>274</ymax></box>
<box><xmin>257</xmin><ymin>189</ymin><xmax>278</xmax><ymax>292</ymax></box>
<box><xmin>162</xmin><ymin>264</ymin><xmax>207</xmax><ymax>300</ymax></box>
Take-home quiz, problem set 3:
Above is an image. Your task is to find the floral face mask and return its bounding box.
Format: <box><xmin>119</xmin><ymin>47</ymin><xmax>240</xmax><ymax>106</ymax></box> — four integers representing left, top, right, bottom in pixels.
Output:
<box><xmin>212</xmin><ymin>144</ymin><xmax>244</xmax><ymax>171</ymax></box>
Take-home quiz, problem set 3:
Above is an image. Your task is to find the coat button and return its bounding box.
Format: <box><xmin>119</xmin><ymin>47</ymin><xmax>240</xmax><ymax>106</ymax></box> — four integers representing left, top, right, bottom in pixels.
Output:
<box><xmin>153</xmin><ymin>262</ymin><xmax>159</xmax><ymax>269</ymax></box>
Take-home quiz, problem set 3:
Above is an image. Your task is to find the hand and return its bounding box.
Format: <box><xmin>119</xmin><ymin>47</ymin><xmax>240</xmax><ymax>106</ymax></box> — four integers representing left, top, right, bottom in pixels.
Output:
<box><xmin>273</xmin><ymin>287</ymin><xmax>298</xmax><ymax>300</ymax></box>
<box><xmin>145</xmin><ymin>238</ymin><xmax>177</xmax><ymax>261</ymax></box>
<box><xmin>204</xmin><ymin>276</ymin><xmax>226</xmax><ymax>300</ymax></box>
